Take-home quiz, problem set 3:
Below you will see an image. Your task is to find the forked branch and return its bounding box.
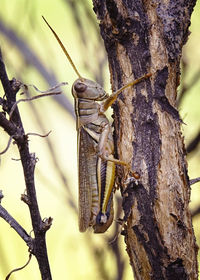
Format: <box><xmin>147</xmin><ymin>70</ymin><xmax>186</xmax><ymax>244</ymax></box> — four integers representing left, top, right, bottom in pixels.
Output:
<box><xmin>0</xmin><ymin>51</ymin><xmax>53</xmax><ymax>280</ymax></box>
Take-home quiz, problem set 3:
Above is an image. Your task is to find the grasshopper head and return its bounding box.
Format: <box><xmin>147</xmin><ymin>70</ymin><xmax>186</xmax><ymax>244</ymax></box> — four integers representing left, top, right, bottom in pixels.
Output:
<box><xmin>72</xmin><ymin>78</ymin><xmax>108</xmax><ymax>101</ymax></box>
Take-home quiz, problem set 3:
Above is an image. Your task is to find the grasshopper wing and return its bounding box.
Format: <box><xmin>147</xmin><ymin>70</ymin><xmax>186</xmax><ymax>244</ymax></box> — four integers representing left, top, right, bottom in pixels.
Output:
<box><xmin>78</xmin><ymin>127</ymin><xmax>98</xmax><ymax>232</ymax></box>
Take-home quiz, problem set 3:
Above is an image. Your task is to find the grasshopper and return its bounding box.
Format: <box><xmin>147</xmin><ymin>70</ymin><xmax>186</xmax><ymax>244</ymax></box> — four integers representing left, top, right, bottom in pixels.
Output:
<box><xmin>43</xmin><ymin>17</ymin><xmax>151</xmax><ymax>233</ymax></box>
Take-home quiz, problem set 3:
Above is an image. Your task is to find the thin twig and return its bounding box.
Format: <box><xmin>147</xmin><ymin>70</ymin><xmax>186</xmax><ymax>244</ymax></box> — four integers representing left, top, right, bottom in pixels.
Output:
<box><xmin>5</xmin><ymin>253</ymin><xmax>32</xmax><ymax>280</ymax></box>
<box><xmin>0</xmin><ymin>203</ymin><xmax>32</xmax><ymax>247</ymax></box>
<box><xmin>190</xmin><ymin>177</ymin><xmax>200</xmax><ymax>186</ymax></box>
<box><xmin>27</xmin><ymin>131</ymin><xmax>52</xmax><ymax>138</ymax></box>
<box><xmin>26</xmin><ymin>82</ymin><xmax>68</xmax><ymax>94</ymax></box>
<box><xmin>9</xmin><ymin>82</ymin><xmax>67</xmax><ymax>120</ymax></box>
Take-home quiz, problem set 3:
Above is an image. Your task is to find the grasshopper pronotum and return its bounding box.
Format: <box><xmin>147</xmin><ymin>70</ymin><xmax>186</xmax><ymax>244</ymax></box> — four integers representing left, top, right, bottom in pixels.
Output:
<box><xmin>43</xmin><ymin>17</ymin><xmax>151</xmax><ymax>233</ymax></box>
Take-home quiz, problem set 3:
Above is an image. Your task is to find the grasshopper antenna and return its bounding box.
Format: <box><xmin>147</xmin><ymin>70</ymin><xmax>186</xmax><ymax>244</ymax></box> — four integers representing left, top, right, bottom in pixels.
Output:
<box><xmin>42</xmin><ymin>16</ymin><xmax>83</xmax><ymax>80</ymax></box>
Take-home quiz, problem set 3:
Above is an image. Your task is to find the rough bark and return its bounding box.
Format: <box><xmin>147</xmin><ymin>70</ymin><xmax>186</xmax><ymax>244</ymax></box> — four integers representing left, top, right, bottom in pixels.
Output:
<box><xmin>93</xmin><ymin>1</ymin><xmax>198</xmax><ymax>279</ymax></box>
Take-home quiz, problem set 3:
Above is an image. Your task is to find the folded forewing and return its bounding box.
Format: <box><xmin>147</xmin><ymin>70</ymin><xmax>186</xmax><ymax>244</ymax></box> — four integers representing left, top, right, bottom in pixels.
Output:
<box><xmin>78</xmin><ymin>127</ymin><xmax>98</xmax><ymax>232</ymax></box>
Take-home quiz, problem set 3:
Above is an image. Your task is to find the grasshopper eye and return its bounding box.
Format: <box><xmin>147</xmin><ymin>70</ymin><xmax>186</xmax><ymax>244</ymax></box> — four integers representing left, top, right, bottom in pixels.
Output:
<box><xmin>74</xmin><ymin>82</ymin><xmax>87</xmax><ymax>93</ymax></box>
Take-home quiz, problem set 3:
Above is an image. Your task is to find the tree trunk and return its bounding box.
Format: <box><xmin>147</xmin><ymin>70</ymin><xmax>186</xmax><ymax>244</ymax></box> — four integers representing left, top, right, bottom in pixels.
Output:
<box><xmin>93</xmin><ymin>1</ymin><xmax>198</xmax><ymax>279</ymax></box>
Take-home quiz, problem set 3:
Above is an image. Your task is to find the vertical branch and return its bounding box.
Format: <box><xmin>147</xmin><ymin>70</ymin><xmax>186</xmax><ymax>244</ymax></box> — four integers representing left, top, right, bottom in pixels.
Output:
<box><xmin>0</xmin><ymin>52</ymin><xmax>52</xmax><ymax>279</ymax></box>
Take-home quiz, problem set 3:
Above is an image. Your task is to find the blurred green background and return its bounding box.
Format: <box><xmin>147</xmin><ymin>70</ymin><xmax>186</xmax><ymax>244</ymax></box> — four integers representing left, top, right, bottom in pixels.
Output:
<box><xmin>0</xmin><ymin>0</ymin><xmax>200</xmax><ymax>279</ymax></box>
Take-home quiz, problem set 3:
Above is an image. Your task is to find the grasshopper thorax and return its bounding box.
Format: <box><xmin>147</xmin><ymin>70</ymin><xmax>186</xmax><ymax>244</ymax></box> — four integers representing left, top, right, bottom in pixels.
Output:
<box><xmin>72</xmin><ymin>78</ymin><xmax>108</xmax><ymax>101</ymax></box>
